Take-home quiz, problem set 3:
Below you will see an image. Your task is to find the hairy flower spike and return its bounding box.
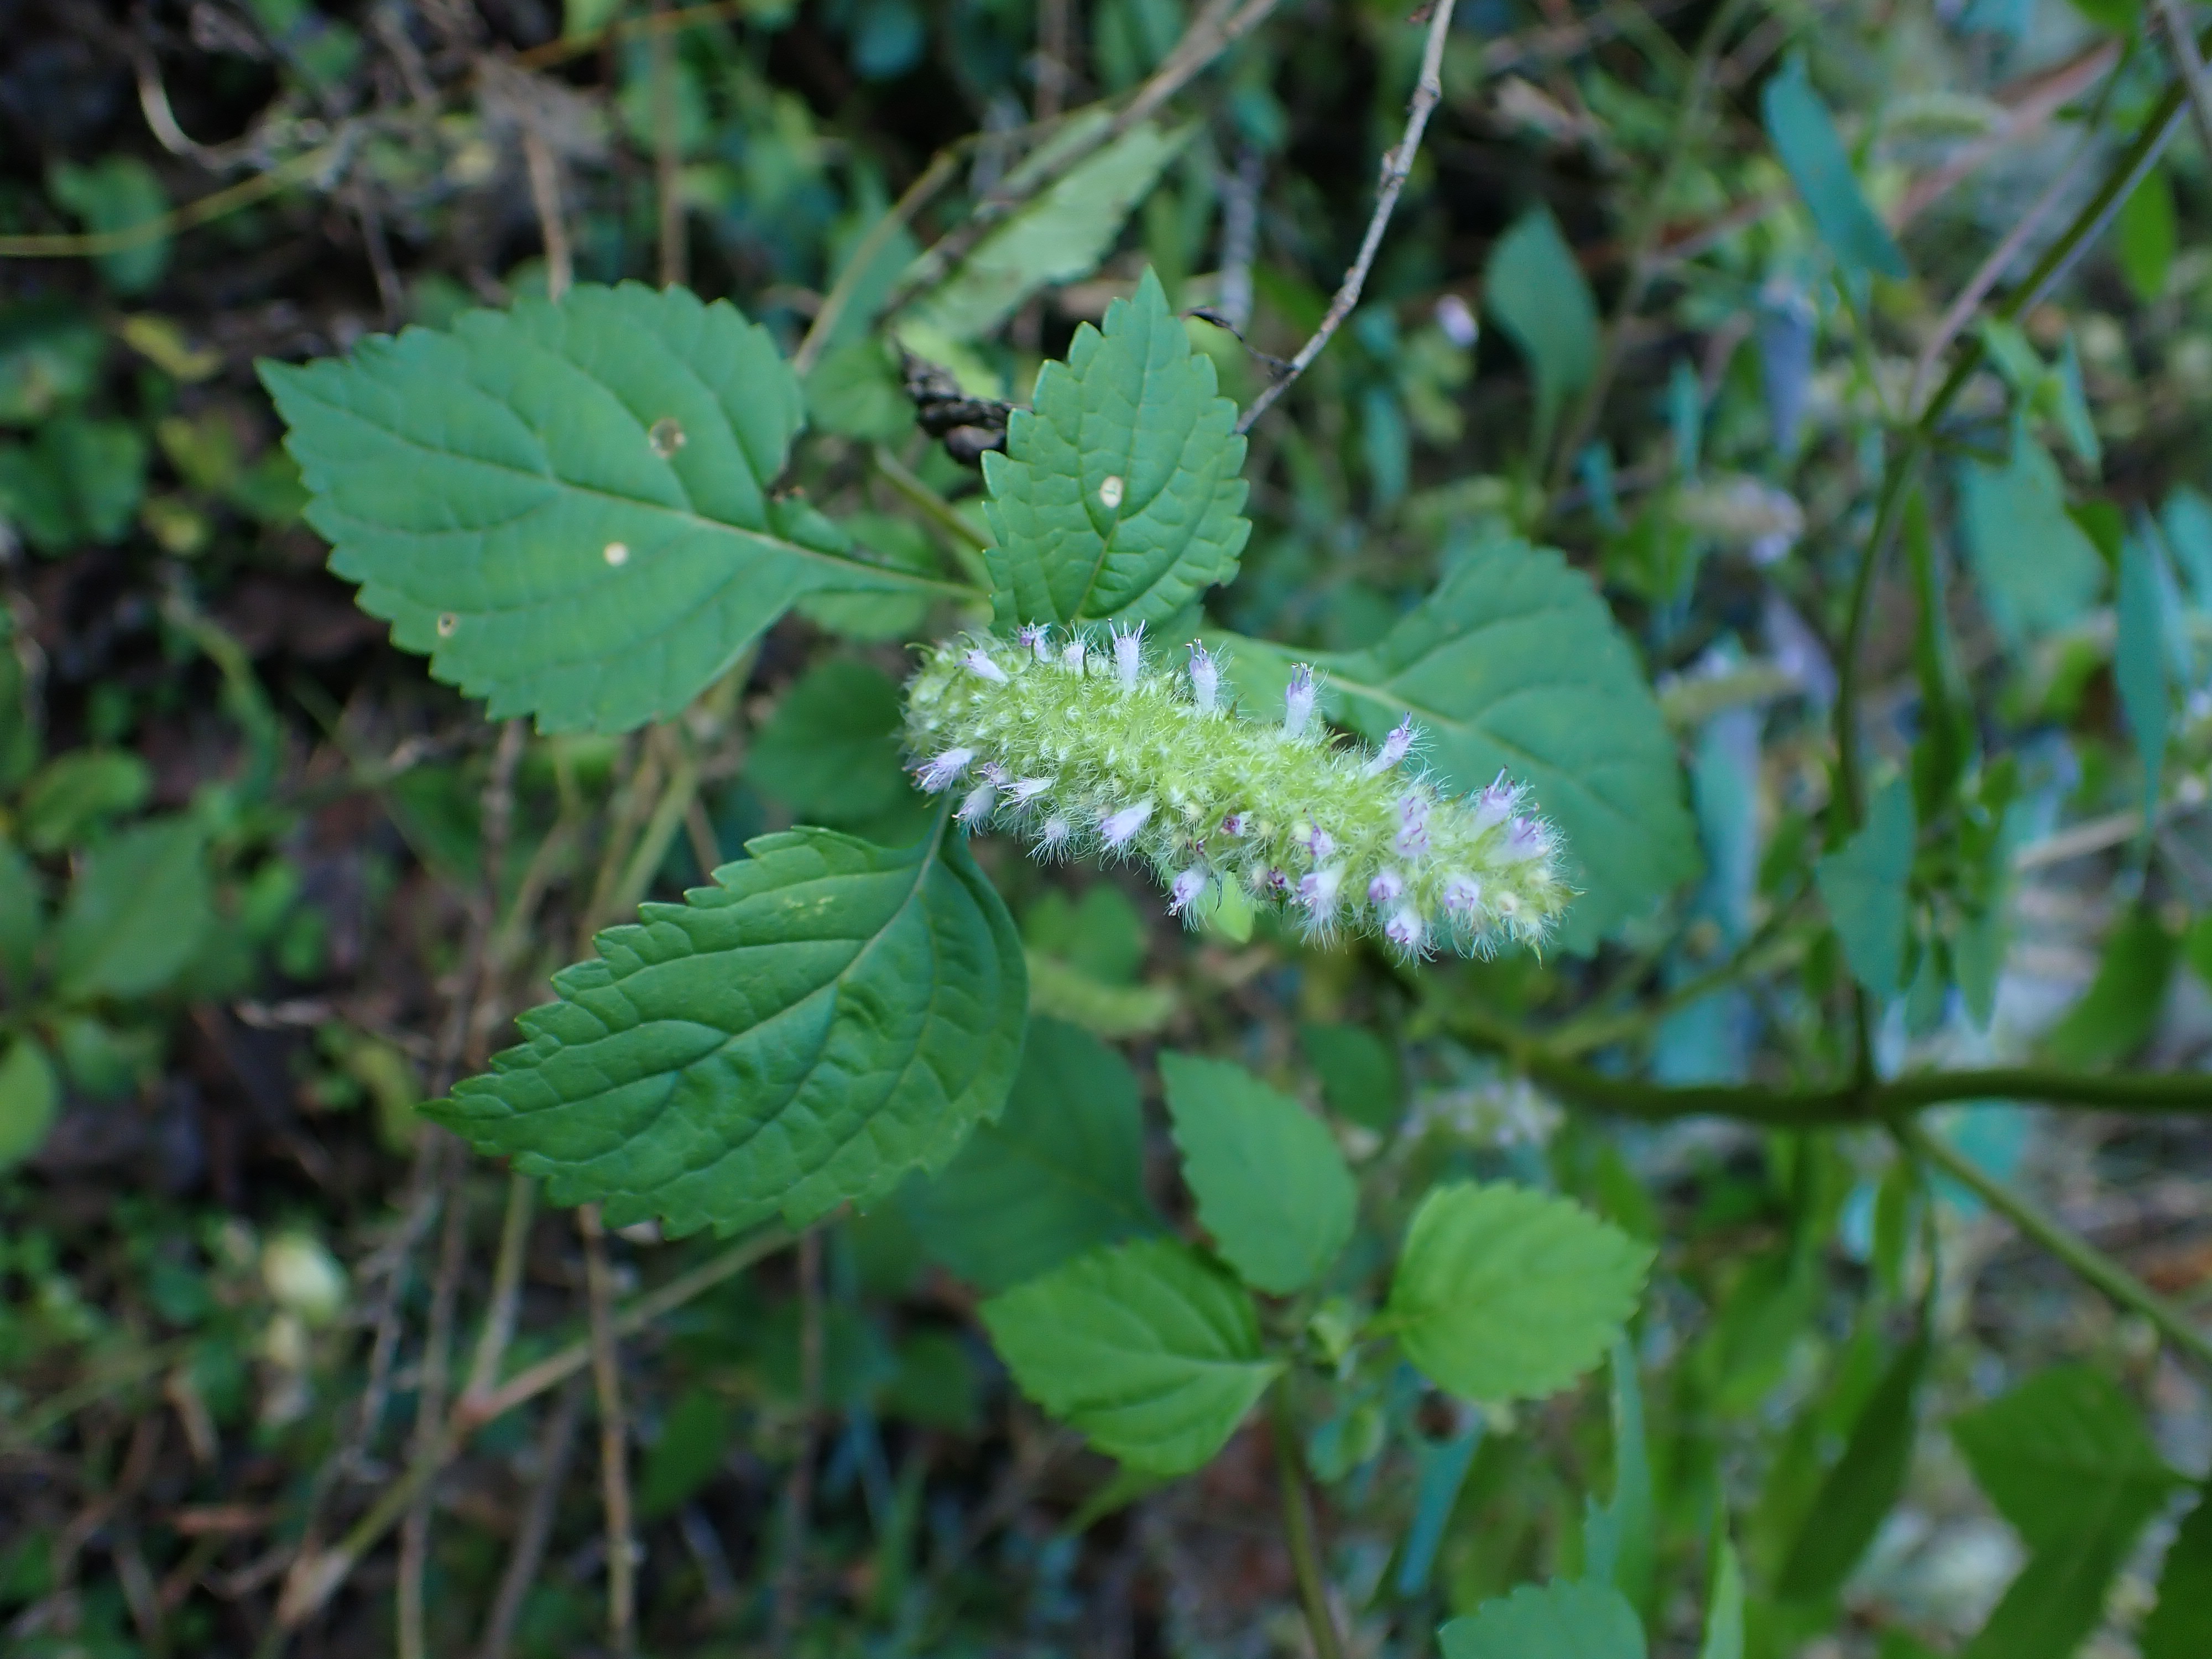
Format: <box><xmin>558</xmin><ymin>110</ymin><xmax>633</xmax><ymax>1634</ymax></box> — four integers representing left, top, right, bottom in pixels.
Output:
<box><xmin>904</xmin><ymin>634</ymin><xmax>1571</xmax><ymax>955</ymax></box>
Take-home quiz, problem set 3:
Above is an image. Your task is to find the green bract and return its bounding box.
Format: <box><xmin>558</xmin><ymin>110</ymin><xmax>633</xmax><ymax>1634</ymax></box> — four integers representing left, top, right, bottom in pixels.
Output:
<box><xmin>902</xmin><ymin>629</ymin><xmax>1572</xmax><ymax>956</ymax></box>
<box><xmin>425</xmin><ymin>821</ymin><xmax>1026</xmax><ymax>1238</ymax></box>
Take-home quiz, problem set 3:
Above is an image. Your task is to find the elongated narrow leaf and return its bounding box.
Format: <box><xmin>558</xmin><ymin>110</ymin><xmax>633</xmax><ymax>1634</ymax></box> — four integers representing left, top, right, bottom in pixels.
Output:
<box><xmin>1698</xmin><ymin>1535</ymin><xmax>1745</xmax><ymax>1659</ymax></box>
<box><xmin>1440</xmin><ymin>1579</ymin><xmax>1647</xmax><ymax>1659</ymax></box>
<box><xmin>427</xmin><ymin>821</ymin><xmax>1027</xmax><ymax>1237</ymax></box>
<box><xmin>899</xmin><ymin>120</ymin><xmax>1188</xmax><ymax>343</ymax></box>
<box><xmin>1776</xmin><ymin>1326</ymin><xmax>1929</xmax><ymax>1600</ymax></box>
<box><xmin>263</xmin><ymin>283</ymin><xmax>955</xmax><ymax>734</ymax></box>
<box><xmin>1814</xmin><ymin>777</ymin><xmax>1915</xmax><ymax>995</ymax></box>
<box><xmin>1484</xmin><ymin>208</ymin><xmax>1599</xmax><ymax>447</ymax></box>
<box><xmin>1386</xmin><ymin>1182</ymin><xmax>1651</xmax><ymax>1403</ymax></box>
<box><xmin>2142</xmin><ymin>1486</ymin><xmax>2212</xmax><ymax>1659</ymax></box>
<box><xmin>980</xmin><ymin>1237</ymin><xmax>1281</xmax><ymax>1474</ymax></box>
<box><xmin>904</xmin><ymin>1016</ymin><xmax>1161</xmax><ymax>1291</ymax></box>
<box><xmin>981</xmin><ymin>269</ymin><xmax>1249</xmax><ymax>628</ymax></box>
<box><xmin>1298</xmin><ymin>537</ymin><xmax>1699</xmax><ymax>950</ymax></box>
<box><xmin>1761</xmin><ymin>55</ymin><xmax>1907</xmax><ymax>279</ymax></box>
<box><xmin>1959</xmin><ymin>422</ymin><xmax>2105</xmax><ymax>646</ymax></box>
<box><xmin>2117</xmin><ymin>538</ymin><xmax>2172</xmax><ymax>819</ymax></box>
<box><xmin>1159</xmin><ymin>1052</ymin><xmax>1356</xmax><ymax>1296</ymax></box>
<box><xmin>1581</xmin><ymin>1343</ymin><xmax>1653</xmax><ymax>1608</ymax></box>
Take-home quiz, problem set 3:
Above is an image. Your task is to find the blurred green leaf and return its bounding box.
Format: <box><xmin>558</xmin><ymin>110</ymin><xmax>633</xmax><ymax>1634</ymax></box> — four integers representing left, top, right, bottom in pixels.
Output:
<box><xmin>1483</xmin><ymin>208</ymin><xmax>1599</xmax><ymax>448</ymax></box>
<box><xmin>1960</xmin><ymin>422</ymin><xmax>2105</xmax><ymax>645</ymax></box>
<box><xmin>1760</xmin><ymin>55</ymin><xmax>1907</xmax><ymax>279</ymax></box>
<box><xmin>1950</xmin><ymin>1364</ymin><xmax>2174</xmax><ymax>1550</ymax></box>
<box><xmin>905</xmin><ymin>1016</ymin><xmax>1160</xmax><ymax>1292</ymax></box>
<box><xmin>2117</xmin><ymin>538</ymin><xmax>2172</xmax><ymax>819</ymax></box>
<box><xmin>1159</xmin><ymin>1052</ymin><xmax>1355</xmax><ymax>1295</ymax></box>
<box><xmin>53</xmin><ymin>817</ymin><xmax>212</xmax><ymax>1001</ymax></box>
<box><xmin>0</xmin><ymin>1037</ymin><xmax>58</xmax><ymax>1173</ymax></box>
<box><xmin>1385</xmin><ymin>1182</ymin><xmax>1651</xmax><ymax>1403</ymax></box>
<box><xmin>1439</xmin><ymin>1578</ymin><xmax>1647</xmax><ymax>1659</ymax></box>
<box><xmin>748</xmin><ymin>659</ymin><xmax>913</xmax><ymax>826</ymax></box>
<box><xmin>881</xmin><ymin>1328</ymin><xmax>980</xmax><ymax>1432</ymax></box>
<box><xmin>2143</xmin><ymin>1485</ymin><xmax>2212</xmax><ymax>1659</ymax></box>
<box><xmin>49</xmin><ymin>158</ymin><xmax>170</xmax><ymax>294</ymax></box>
<box><xmin>18</xmin><ymin>750</ymin><xmax>154</xmax><ymax>854</ymax></box>
<box><xmin>0</xmin><ymin>304</ymin><xmax>104</xmax><ymax>425</ymax></box>
<box><xmin>0</xmin><ymin>840</ymin><xmax>40</xmax><ymax>995</ymax></box>
<box><xmin>1775</xmin><ymin>1324</ymin><xmax>1928</xmax><ymax>1601</ymax></box>
<box><xmin>980</xmin><ymin>1237</ymin><xmax>1281</xmax><ymax>1474</ymax></box>
<box><xmin>1698</xmin><ymin>1533</ymin><xmax>1744</xmax><ymax>1659</ymax></box>
<box><xmin>2043</xmin><ymin>907</ymin><xmax>2177</xmax><ymax>1068</ymax></box>
<box><xmin>1814</xmin><ymin>776</ymin><xmax>1914</xmax><ymax>996</ymax></box>
<box><xmin>636</xmin><ymin>1389</ymin><xmax>730</xmax><ymax>1520</ymax></box>
<box><xmin>1298</xmin><ymin>1020</ymin><xmax>1402</xmax><ymax>1131</ymax></box>
<box><xmin>1581</xmin><ymin>1343</ymin><xmax>1652</xmax><ymax>1610</ymax></box>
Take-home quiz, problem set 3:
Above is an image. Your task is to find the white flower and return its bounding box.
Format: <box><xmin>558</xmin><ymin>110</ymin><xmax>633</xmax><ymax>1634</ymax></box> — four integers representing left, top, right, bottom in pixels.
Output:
<box><xmin>1100</xmin><ymin>800</ymin><xmax>1155</xmax><ymax>848</ymax></box>
<box><xmin>916</xmin><ymin>748</ymin><xmax>974</xmax><ymax>791</ymax></box>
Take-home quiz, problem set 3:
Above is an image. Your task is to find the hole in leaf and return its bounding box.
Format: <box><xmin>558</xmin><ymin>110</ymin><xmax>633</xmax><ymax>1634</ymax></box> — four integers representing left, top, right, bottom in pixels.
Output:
<box><xmin>648</xmin><ymin>417</ymin><xmax>686</xmax><ymax>457</ymax></box>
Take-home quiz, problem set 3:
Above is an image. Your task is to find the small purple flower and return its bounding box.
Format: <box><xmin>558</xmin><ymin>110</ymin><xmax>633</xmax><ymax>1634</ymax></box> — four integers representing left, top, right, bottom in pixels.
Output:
<box><xmin>1283</xmin><ymin>664</ymin><xmax>1318</xmax><ymax>738</ymax></box>
<box><xmin>1004</xmin><ymin>775</ymin><xmax>1052</xmax><ymax>805</ymax></box>
<box><xmin>1219</xmin><ymin>811</ymin><xmax>1247</xmax><ymax>837</ymax></box>
<box><xmin>1384</xmin><ymin>907</ymin><xmax>1426</xmax><ymax>953</ymax></box>
<box><xmin>1395</xmin><ymin>791</ymin><xmax>1430</xmax><ymax>856</ymax></box>
<box><xmin>1303</xmin><ymin>824</ymin><xmax>1335</xmax><ymax>862</ymax></box>
<box><xmin>1473</xmin><ymin>771</ymin><xmax>1516</xmax><ymax>832</ymax></box>
<box><xmin>916</xmin><ymin>748</ymin><xmax>974</xmax><ymax>792</ymax></box>
<box><xmin>963</xmin><ymin>649</ymin><xmax>1009</xmax><ymax>685</ymax></box>
<box><xmin>1019</xmin><ymin>623</ymin><xmax>1053</xmax><ymax>662</ymax></box>
<box><xmin>1505</xmin><ymin>817</ymin><xmax>1548</xmax><ymax>862</ymax></box>
<box><xmin>1187</xmin><ymin>641</ymin><xmax>1221</xmax><ymax>713</ymax></box>
<box><xmin>1368</xmin><ymin>868</ymin><xmax>1404</xmax><ymax>905</ymax></box>
<box><xmin>1168</xmin><ymin>868</ymin><xmax>1208</xmax><ymax>915</ymax></box>
<box><xmin>1443</xmin><ymin>875</ymin><xmax>1485</xmax><ymax>920</ymax></box>
<box><xmin>1036</xmin><ymin>815</ymin><xmax>1072</xmax><ymax>855</ymax></box>
<box><xmin>1364</xmin><ymin>717</ymin><xmax>1417</xmax><ymax>777</ymax></box>
<box><xmin>1112</xmin><ymin>622</ymin><xmax>1145</xmax><ymax>691</ymax></box>
<box><xmin>1061</xmin><ymin>638</ymin><xmax>1087</xmax><ymax>673</ymax></box>
<box><xmin>1297</xmin><ymin>864</ymin><xmax>1345</xmax><ymax>922</ymax></box>
<box><xmin>1264</xmin><ymin>868</ymin><xmax>1291</xmax><ymax>894</ymax></box>
<box><xmin>957</xmin><ymin>783</ymin><xmax>997</xmax><ymax>825</ymax></box>
<box><xmin>1100</xmin><ymin>800</ymin><xmax>1155</xmax><ymax>849</ymax></box>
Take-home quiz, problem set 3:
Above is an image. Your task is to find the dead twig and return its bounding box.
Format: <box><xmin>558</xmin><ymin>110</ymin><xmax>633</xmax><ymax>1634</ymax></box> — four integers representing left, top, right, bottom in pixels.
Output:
<box><xmin>474</xmin><ymin>1377</ymin><xmax>587</xmax><ymax>1659</ymax></box>
<box><xmin>1236</xmin><ymin>0</ymin><xmax>1457</xmax><ymax>434</ymax></box>
<box><xmin>580</xmin><ymin>1206</ymin><xmax>638</xmax><ymax>1658</ymax></box>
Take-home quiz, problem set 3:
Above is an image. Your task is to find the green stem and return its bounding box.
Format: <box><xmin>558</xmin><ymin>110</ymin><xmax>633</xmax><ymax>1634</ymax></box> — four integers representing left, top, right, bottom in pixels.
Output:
<box><xmin>1270</xmin><ymin>1381</ymin><xmax>1345</xmax><ymax>1659</ymax></box>
<box><xmin>1897</xmin><ymin>1121</ymin><xmax>2212</xmax><ymax>1375</ymax></box>
<box><xmin>872</xmin><ymin>445</ymin><xmax>995</xmax><ymax>589</ymax></box>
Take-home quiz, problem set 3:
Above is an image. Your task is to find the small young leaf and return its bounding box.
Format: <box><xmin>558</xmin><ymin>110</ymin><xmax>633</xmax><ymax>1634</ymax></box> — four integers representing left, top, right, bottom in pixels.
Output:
<box><xmin>1385</xmin><ymin>1182</ymin><xmax>1651</xmax><ymax>1403</ymax></box>
<box><xmin>899</xmin><ymin>119</ymin><xmax>1190</xmax><ymax>343</ymax></box>
<box><xmin>904</xmin><ymin>1016</ymin><xmax>1161</xmax><ymax>1291</ymax></box>
<box><xmin>1760</xmin><ymin>55</ymin><xmax>1908</xmax><ymax>280</ymax></box>
<box><xmin>1159</xmin><ymin>1052</ymin><xmax>1357</xmax><ymax>1295</ymax></box>
<box><xmin>1814</xmin><ymin>776</ymin><xmax>1915</xmax><ymax>996</ymax></box>
<box><xmin>0</xmin><ymin>1037</ymin><xmax>59</xmax><ymax>1173</ymax></box>
<box><xmin>49</xmin><ymin>157</ymin><xmax>170</xmax><ymax>294</ymax></box>
<box><xmin>1959</xmin><ymin>421</ymin><xmax>2106</xmax><ymax>645</ymax></box>
<box><xmin>1305</xmin><ymin>536</ymin><xmax>1700</xmax><ymax>950</ymax></box>
<box><xmin>2117</xmin><ymin>538</ymin><xmax>2172</xmax><ymax>820</ymax></box>
<box><xmin>262</xmin><ymin>283</ymin><xmax>954</xmax><ymax>734</ymax></box>
<box><xmin>2142</xmin><ymin>1485</ymin><xmax>2212</xmax><ymax>1659</ymax></box>
<box><xmin>2043</xmin><ymin>907</ymin><xmax>2177</xmax><ymax>1068</ymax></box>
<box><xmin>1949</xmin><ymin>1364</ymin><xmax>2174</xmax><ymax>1551</ymax></box>
<box><xmin>1775</xmin><ymin>1325</ymin><xmax>1929</xmax><ymax>1601</ymax></box>
<box><xmin>428</xmin><ymin>820</ymin><xmax>1027</xmax><ymax>1237</ymax></box>
<box><xmin>981</xmin><ymin>269</ymin><xmax>1249</xmax><ymax>628</ymax></box>
<box><xmin>979</xmin><ymin>1237</ymin><xmax>1281</xmax><ymax>1474</ymax></box>
<box><xmin>2117</xmin><ymin>161</ymin><xmax>2177</xmax><ymax>304</ymax></box>
<box><xmin>1483</xmin><ymin>208</ymin><xmax>1599</xmax><ymax>448</ymax></box>
<box><xmin>1439</xmin><ymin>1578</ymin><xmax>1647</xmax><ymax>1659</ymax></box>
<box><xmin>53</xmin><ymin>817</ymin><xmax>213</xmax><ymax>1001</ymax></box>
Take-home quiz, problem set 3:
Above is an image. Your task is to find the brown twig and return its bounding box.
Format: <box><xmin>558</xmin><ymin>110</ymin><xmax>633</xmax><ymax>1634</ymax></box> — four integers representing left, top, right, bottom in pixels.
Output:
<box><xmin>650</xmin><ymin>0</ymin><xmax>687</xmax><ymax>288</ymax></box>
<box><xmin>578</xmin><ymin>1206</ymin><xmax>638</xmax><ymax>1659</ymax></box>
<box><xmin>520</xmin><ymin>120</ymin><xmax>573</xmax><ymax>302</ymax></box>
<box><xmin>771</xmin><ymin>1228</ymin><xmax>825</xmax><ymax>1646</ymax></box>
<box><xmin>462</xmin><ymin>1173</ymin><xmax>537</xmax><ymax>1408</ymax></box>
<box><xmin>474</xmin><ymin>1377</ymin><xmax>587</xmax><ymax>1659</ymax></box>
<box><xmin>1235</xmin><ymin>0</ymin><xmax>1456</xmax><ymax>434</ymax></box>
<box><xmin>397</xmin><ymin>1141</ymin><xmax>471</xmax><ymax>1659</ymax></box>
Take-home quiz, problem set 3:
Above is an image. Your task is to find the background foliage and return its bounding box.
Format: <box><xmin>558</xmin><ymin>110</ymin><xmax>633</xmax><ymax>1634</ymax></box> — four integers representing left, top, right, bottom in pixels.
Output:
<box><xmin>8</xmin><ymin>0</ymin><xmax>2212</xmax><ymax>1656</ymax></box>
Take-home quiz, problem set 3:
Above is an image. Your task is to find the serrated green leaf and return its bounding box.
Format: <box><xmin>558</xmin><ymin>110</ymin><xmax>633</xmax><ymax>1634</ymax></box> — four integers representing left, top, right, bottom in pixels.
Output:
<box><xmin>1159</xmin><ymin>1052</ymin><xmax>1355</xmax><ymax>1296</ymax></box>
<box><xmin>427</xmin><ymin>818</ymin><xmax>1027</xmax><ymax>1237</ymax></box>
<box><xmin>747</xmin><ymin>658</ymin><xmax>913</xmax><ymax>826</ymax></box>
<box><xmin>1760</xmin><ymin>55</ymin><xmax>1908</xmax><ymax>280</ymax></box>
<box><xmin>1274</xmin><ymin>536</ymin><xmax>1699</xmax><ymax>950</ymax></box>
<box><xmin>980</xmin><ymin>269</ymin><xmax>1249</xmax><ymax>628</ymax></box>
<box><xmin>53</xmin><ymin>817</ymin><xmax>212</xmax><ymax>1001</ymax></box>
<box><xmin>1483</xmin><ymin>208</ymin><xmax>1599</xmax><ymax>448</ymax></box>
<box><xmin>1815</xmin><ymin>776</ymin><xmax>1915</xmax><ymax>996</ymax></box>
<box><xmin>2043</xmin><ymin>907</ymin><xmax>2177</xmax><ymax>1068</ymax></box>
<box><xmin>898</xmin><ymin>119</ymin><xmax>1189</xmax><ymax>343</ymax></box>
<box><xmin>1949</xmin><ymin>1364</ymin><xmax>2174</xmax><ymax>1552</ymax></box>
<box><xmin>979</xmin><ymin>1237</ymin><xmax>1280</xmax><ymax>1474</ymax></box>
<box><xmin>1960</xmin><ymin>421</ymin><xmax>2105</xmax><ymax>646</ymax></box>
<box><xmin>1385</xmin><ymin>1182</ymin><xmax>1651</xmax><ymax>1404</ymax></box>
<box><xmin>2143</xmin><ymin>1485</ymin><xmax>2212</xmax><ymax>1659</ymax></box>
<box><xmin>1439</xmin><ymin>1578</ymin><xmax>1647</xmax><ymax>1659</ymax></box>
<box><xmin>904</xmin><ymin>1016</ymin><xmax>1161</xmax><ymax>1291</ymax></box>
<box><xmin>262</xmin><ymin>282</ymin><xmax>959</xmax><ymax>734</ymax></box>
<box><xmin>0</xmin><ymin>1037</ymin><xmax>58</xmax><ymax>1173</ymax></box>
<box><xmin>1775</xmin><ymin>1324</ymin><xmax>1928</xmax><ymax>1601</ymax></box>
<box><xmin>2118</xmin><ymin>538</ymin><xmax>2172</xmax><ymax>820</ymax></box>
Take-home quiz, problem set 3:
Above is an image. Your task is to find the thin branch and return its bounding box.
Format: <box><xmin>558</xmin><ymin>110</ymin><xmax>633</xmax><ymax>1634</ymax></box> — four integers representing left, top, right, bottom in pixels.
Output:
<box><xmin>475</xmin><ymin>1377</ymin><xmax>586</xmax><ymax>1659</ymax></box>
<box><xmin>1270</xmin><ymin>1383</ymin><xmax>1344</xmax><ymax>1659</ymax></box>
<box><xmin>1235</xmin><ymin>0</ymin><xmax>1456</xmax><ymax>434</ymax></box>
<box><xmin>461</xmin><ymin>1173</ymin><xmax>537</xmax><ymax>1408</ymax></box>
<box><xmin>650</xmin><ymin>0</ymin><xmax>687</xmax><ymax>288</ymax></box>
<box><xmin>520</xmin><ymin>121</ymin><xmax>573</xmax><ymax>302</ymax></box>
<box><xmin>578</xmin><ymin>1206</ymin><xmax>638</xmax><ymax>1659</ymax></box>
<box><xmin>1897</xmin><ymin>1121</ymin><xmax>2212</xmax><ymax>1376</ymax></box>
<box><xmin>2155</xmin><ymin>0</ymin><xmax>2212</xmax><ymax>164</ymax></box>
<box><xmin>792</xmin><ymin>146</ymin><xmax>966</xmax><ymax>376</ymax></box>
<box><xmin>771</xmin><ymin>1228</ymin><xmax>825</xmax><ymax>1647</ymax></box>
<box><xmin>397</xmin><ymin>1144</ymin><xmax>470</xmax><ymax>1659</ymax></box>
